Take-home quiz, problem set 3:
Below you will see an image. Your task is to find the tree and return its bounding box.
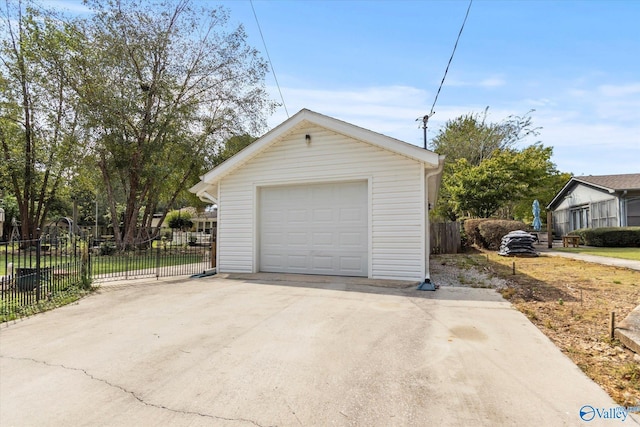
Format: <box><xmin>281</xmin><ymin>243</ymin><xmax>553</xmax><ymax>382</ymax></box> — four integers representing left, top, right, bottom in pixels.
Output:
<box><xmin>166</xmin><ymin>209</ymin><xmax>193</xmax><ymax>231</ymax></box>
<box><xmin>447</xmin><ymin>145</ymin><xmax>560</xmax><ymax>218</ymax></box>
<box><xmin>65</xmin><ymin>0</ymin><xmax>274</xmax><ymax>248</ymax></box>
<box><xmin>429</xmin><ymin>108</ymin><xmax>540</xmax><ymax>166</ymax></box>
<box><xmin>0</xmin><ymin>1</ymin><xmax>83</xmax><ymax>240</ymax></box>
<box><xmin>431</xmin><ymin>109</ymin><xmax>566</xmax><ymax>220</ymax></box>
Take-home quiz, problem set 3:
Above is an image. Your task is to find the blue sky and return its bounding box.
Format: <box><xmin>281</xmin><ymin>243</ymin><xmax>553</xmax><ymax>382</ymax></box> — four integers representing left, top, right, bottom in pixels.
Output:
<box><xmin>55</xmin><ymin>0</ymin><xmax>639</xmax><ymax>176</ymax></box>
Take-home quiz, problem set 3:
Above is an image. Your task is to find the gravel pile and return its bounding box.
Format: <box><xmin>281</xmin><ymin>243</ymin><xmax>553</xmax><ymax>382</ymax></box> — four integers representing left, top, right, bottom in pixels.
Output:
<box><xmin>430</xmin><ymin>259</ymin><xmax>509</xmax><ymax>290</ymax></box>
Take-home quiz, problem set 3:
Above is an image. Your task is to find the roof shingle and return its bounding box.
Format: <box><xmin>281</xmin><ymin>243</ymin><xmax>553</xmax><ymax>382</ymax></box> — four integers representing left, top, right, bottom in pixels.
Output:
<box><xmin>575</xmin><ymin>173</ymin><xmax>640</xmax><ymax>191</ymax></box>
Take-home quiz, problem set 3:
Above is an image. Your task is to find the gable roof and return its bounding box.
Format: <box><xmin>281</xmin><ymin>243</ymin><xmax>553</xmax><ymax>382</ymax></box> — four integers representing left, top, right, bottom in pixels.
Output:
<box><xmin>190</xmin><ymin>109</ymin><xmax>443</xmax><ymax>201</ymax></box>
<box><xmin>547</xmin><ymin>173</ymin><xmax>640</xmax><ymax>209</ymax></box>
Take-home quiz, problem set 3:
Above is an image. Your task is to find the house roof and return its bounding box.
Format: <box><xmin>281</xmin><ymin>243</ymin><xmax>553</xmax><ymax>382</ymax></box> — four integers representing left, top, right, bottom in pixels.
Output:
<box><xmin>190</xmin><ymin>109</ymin><xmax>444</xmax><ymax>202</ymax></box>
<box><xmin>547</xmin><ymin>173</ymin><xmax>640</xmax><ymax>209</ymax></box>
<box><xmin>573</xmin><ymin>174</ymin><xmax>640</xmax><ymax>192</ymax></box>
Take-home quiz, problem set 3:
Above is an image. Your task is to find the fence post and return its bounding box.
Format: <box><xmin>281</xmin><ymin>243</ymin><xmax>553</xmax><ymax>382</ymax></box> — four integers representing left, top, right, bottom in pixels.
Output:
<box><xmin>35</xmin><ymin>228</ymin><xmax>41</xmax><ymax>302</ymax></box>
<box><xmin>211</xmin><ymin>234</ymin><xmax>216</xmax><ymax>268</ymax></box>
<box><xmin>155</xmin><ymin>238</ymin><xmax>161</xmax><ymax>280</ymax></box>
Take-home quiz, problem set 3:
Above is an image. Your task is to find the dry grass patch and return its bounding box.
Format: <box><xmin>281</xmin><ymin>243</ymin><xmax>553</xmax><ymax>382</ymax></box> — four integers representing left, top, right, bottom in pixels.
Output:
<box><xmin>435</xmin><ymin>251</ymin><xmax>640</xmax><ymax>406</ymax></box>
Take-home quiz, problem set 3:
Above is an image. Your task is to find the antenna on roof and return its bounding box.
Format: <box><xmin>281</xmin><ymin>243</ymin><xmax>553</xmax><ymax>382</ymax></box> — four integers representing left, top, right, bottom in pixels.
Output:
<box><xmin>417</xmin><ymin>113</ymin><xmax>434</xmax><ymax>150</ymax></box>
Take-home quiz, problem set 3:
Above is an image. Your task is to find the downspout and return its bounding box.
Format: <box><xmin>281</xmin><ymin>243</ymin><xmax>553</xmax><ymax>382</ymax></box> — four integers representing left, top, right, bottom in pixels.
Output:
<box><xmin>418</xmin><ymin>159</ymin><xmax>445</xmax><ymax>291</ymax></box>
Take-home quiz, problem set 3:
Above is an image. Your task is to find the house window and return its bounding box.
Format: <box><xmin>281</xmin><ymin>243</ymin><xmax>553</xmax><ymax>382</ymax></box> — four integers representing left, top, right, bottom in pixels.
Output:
<box><xmin>591</xmin><ymin>199</ymin><xmax>616</xmax><ymax>228</ymax></box>
<box><xmin>570</xmin><ymin>206</ymin><xmax>589</xmax><ymax>230</ymax></box>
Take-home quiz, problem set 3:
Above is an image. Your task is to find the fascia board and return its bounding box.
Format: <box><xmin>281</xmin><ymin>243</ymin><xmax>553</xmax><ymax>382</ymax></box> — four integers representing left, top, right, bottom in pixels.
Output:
<box><xmin>546</xmin><ymin>178</ymin><xmax>575</xmax><ymax>210</ymax></box>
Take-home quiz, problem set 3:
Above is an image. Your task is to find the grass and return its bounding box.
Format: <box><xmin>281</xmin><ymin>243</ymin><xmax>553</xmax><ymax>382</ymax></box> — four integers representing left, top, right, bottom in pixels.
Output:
<box><xmin>555</xmin><ymin>246</ymin><xmax>640</xmax><ymax>261</ymax></box>
<box><xmin>1</xmin><ymin>285</ymin><xmax>94</xmax><ymax>322</ymax></box>
<box><xmin>91</xmin><ymin>252</ymin><xmax>207</xmax><ymax>275</ymax></box>
<box><xmin>1</xmin><ymin>248</ymin><xmax>207</xmax><ymax>276</ymax></box>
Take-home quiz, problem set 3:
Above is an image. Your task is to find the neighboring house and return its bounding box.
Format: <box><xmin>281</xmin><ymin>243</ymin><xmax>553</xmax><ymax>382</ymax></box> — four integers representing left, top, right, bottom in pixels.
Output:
<box><xmin>547</xmin><ymin>173</ymin><xmax>640</xmax><ymax>236</ymax></box>
<box><xmin>190</xmin><ymin>109</ymin><xmax>445</xmax><ymax>282</ymax></box>
<box><xmin>192</xmin><ymin>209</ymin><xmax>217</xmax><ymax>235</ymax></box>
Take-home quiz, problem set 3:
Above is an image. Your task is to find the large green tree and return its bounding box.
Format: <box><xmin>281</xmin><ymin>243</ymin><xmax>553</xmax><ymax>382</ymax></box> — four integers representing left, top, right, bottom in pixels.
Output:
<box><xmin>64</xmin><ymin>0</ymin><xmax>274</xmax><ymax>248</ymax></box>
<box><xmin>0</xmin><ymin>1</ymin><xmax>83</xmax><ymax>240</ymax></box>
<box><xmin>431</xmin><ymin>109</ymin><xmax>567</xmax><ymax>221</ymax></box>
<box><xmin>447</xmin><ymin>145</ymin><xmax>562</xmax><ymax>218</ymax></box>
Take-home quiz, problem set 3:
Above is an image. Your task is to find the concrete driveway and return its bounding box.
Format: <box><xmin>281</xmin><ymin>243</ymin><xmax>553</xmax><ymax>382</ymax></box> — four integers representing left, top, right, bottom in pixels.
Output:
<box><xmin>1</xmin><ymin>274</ymin><xmax>637</xmax><ymax>426</ymax></box>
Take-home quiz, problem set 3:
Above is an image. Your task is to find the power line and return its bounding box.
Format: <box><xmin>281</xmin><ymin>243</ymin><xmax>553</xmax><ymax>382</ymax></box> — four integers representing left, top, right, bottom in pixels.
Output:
<box><xmin>418</xmin><ymin>0</ymin><xmax>473</xmax><ymax>148</ymax></box>
<box><xmin>250</xmin><ymin>0</ymin><xmax>289</xmax><ymax>118</ymax></box>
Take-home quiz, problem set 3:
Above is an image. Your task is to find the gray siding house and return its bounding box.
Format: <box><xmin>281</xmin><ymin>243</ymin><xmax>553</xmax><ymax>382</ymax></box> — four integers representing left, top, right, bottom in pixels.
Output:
<box><xmin>547</xmin><ymin>174</ymin><xmax>640</xmax><ymax>236</ymax></box>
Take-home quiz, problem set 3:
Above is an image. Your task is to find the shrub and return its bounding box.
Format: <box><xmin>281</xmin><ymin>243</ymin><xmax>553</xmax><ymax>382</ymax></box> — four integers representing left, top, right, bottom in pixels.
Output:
<box><xmin>463</xmin><ymin>218</ymin><xmax>490</xmax><ymax>248</ymax></box>
<box><xmin>166</xmin><ymin>209</ymin><xmax>194</xmax><ymax>231</ymax></box>
<box><xmin>478</xmin><ymin>219</ymin><xmax>528</xmax><ymax>250</ymax></box>
<box><xmin>569</xmin><ymin>227</ymin><xmax>640</xmax><ymax>247</ymax></box>
<box><xmin>99</xmin><ymin>241</ymin><xmax>117</xmax><ymax>256</ymax></box>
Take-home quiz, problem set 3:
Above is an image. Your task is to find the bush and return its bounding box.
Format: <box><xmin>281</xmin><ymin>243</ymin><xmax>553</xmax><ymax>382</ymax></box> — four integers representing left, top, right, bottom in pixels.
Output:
<box><xmin>99</xmin><ymin>241</ymin><xmax>117</xmax><ymax>256</ymax></box>
<box><xmin>166</xmin><ymin>209</ymin><xmax>194</xmax><ymax>231</ymax></box>
<box><xmin>463</xmin><ymin>218</ymin><xmax>528</xmax><ymax>249</ymax></box>
<box><xmin>463</xmin><ymin>218</ymin><xmax>490</xmax><ymax>248</ymax></box>
<box><xmin>569</xmin><ymin>227</ymin><xmax>640</xmax><ymax>247</ymax></box>
<box><xmin>478</xmin><ymin>220</ymin><xmax>529</xmax><ymax>250</ymax></box>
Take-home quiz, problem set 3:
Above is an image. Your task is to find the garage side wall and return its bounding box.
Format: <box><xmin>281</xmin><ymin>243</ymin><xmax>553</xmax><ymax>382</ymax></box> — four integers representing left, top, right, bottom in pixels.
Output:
<box><xmin>218</xmin><ymin>124</ymin><xmax>427</xmax><ymax>281</ymax></box>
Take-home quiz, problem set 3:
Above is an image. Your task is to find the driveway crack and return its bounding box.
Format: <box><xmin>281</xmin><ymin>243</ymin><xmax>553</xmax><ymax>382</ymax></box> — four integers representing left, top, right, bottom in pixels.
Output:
<box><xmin>1</xmin><ymin>355</ymin><xmax>273</xmax><ymax>427</ymax></box>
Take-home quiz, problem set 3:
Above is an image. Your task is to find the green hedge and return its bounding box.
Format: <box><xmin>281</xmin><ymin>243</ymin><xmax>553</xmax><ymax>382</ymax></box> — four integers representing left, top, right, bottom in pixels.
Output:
<box><xmin>463</xmin><ymin>218</ymin><xmax>528</xmax><ymax>250</ymax></box>
<box><xmin>569</xmin><ymin>227</ymin><xmax>640</xmax><ymax>247</ymax></box>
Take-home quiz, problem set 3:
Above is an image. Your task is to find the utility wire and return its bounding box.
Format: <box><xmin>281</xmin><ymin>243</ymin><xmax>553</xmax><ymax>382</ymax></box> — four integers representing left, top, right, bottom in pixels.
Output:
<box><xmin>418</xmin><ymin>0</ymin><xmax>473</xmax><ymax>148</ymax></box>
<box><xmin>250</xmin><ymin>0</ymin><xmax>289</xmax><ymax>118</ymax></box>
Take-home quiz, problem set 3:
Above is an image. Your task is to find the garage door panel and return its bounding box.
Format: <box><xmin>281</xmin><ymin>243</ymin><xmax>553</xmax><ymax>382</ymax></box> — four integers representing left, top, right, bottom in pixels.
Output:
<box><xmin>261</xmin><ymin>254</ymin><xmax>284</xmax><ymax>269</ymax></box>
<box><xmin>262</xmin><ymin>231</ymin><xmax>285</xmax><ymax>246</ymax></box>
<box><xmin>339</xmin><ymin>231</ymin><xmax>366</xmax><ymax>247</ymax></box>
<box><xmin>339</xmin><ymin>207</ymin><xmax>365</xmax><ymax>222</ymax></box>
<box><xmin>312</xmin><ymin>208</ymin><xmax>333</xmax><ymax>222</ymax></box>
<box><xmin>340</xmin><ymin>256</ymin><xmax>365</xmax><ymax>272</ymax></box>
<box><xmin>287</xmin><ymin>255</ymin><xmax>308</xmax><ymax>269</ymax></box>
<box><xmin>287</xmin><ymin>209</ymin><xmax>308</xmax><ymax>222</ymax></box>
<box><xmin>260</xmin><ymin>181</ymin><xmax>368</xmax><ymax>277</ymax></box>
<box><xmin>312</xmin><ymin>232</ymin><xmax>334</xmax><ymax>246</ymax></box>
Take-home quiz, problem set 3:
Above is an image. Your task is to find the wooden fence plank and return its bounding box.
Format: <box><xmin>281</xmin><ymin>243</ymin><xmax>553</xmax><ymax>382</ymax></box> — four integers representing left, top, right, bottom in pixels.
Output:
<box><xmin>430</xmin><ymin>222</ymin><xmax>462</xmax><ymax>254</ymax></box>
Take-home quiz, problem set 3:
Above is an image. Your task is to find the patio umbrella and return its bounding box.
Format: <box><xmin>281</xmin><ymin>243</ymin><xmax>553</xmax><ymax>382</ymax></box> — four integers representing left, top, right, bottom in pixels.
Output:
<box><xmin>532</xmin><ymin>199</ymin><xmax>542</xmax><ymax>231</ymax></box>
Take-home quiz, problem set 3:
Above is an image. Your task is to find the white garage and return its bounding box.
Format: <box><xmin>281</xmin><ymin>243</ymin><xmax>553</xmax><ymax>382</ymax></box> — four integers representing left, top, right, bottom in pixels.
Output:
<box><xmin>260</xmin><ymin>181</ymin><xmax>368</xmax><ymax>276</ymax></box>
<box><xmin>190</xmin><ymin>109</ymin><xmax>444</xmax><ymax>283</ymax></box>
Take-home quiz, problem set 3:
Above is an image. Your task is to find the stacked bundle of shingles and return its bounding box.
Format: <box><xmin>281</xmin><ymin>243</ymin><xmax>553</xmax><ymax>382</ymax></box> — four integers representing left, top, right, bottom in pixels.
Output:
<box><xmin>498</xmin><ymin>230</ymin><xmax>538</xmax><ymax>257</ymax></box>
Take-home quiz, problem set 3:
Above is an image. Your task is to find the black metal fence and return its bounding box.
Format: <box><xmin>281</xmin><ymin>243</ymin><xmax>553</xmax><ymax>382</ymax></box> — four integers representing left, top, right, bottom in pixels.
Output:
<box><xmin>1</xmin><ymin>234</ymin><xmax>213</xmax><ymax>321</ymax></box>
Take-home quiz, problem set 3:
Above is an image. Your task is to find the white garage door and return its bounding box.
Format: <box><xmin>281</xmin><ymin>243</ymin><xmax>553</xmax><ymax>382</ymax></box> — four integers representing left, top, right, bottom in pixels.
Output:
<box><xmin>260</xmin><ymin>181</ymin><xmax>368</xmax><ymax>276</ymax></box>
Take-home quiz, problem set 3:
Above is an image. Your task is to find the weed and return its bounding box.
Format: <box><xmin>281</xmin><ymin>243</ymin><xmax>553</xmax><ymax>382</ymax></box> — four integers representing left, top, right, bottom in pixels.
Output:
<box><xmin>500</xmin><ymin>287</ymin><xmax>516</xmax><ymax>299</ymax></box>
<box><xmin>544</xmin><ymin>319</ymin><xmax>555</xmax><ymax>330</ymax></box>
<box><xmin>522</xmin><ymin>308</ymin><xmax>538</xmax><ymax>321</ymax></box>
<box><xmin>617</xmin><ymin>363</ymin><xmax>640</xmax><ymax>389</ymax></box>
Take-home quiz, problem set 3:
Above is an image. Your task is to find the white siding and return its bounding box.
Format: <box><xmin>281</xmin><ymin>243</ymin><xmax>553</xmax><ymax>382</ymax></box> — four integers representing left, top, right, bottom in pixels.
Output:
<box><xmin>217</xmin><ymin>124</ymin><xmax>426</xmax><ymax>280</ymax></box>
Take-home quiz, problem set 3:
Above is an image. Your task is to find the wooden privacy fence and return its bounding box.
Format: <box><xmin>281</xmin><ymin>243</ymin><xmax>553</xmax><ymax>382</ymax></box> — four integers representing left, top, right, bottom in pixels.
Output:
<box><xmin>430</xmin><ymin>222</ymin><xmax>462</xmax><ymax>254</ymax></box>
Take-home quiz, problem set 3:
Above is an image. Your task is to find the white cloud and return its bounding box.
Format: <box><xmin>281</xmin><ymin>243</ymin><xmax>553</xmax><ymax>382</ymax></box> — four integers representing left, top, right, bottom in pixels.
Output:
<box><xmin>264</xmin><ymin>83</ymin><xmax>639</xmax><ymax>175</ymax></box>
<box><xmin>442</xmin><ymin>75</ymin><xmax>506</xmax><ymax>88</ymax></box>
<box><xmin>598</xmin><ymin>83</ymin><xmax>640</xmax><ymax>97</ymax></box>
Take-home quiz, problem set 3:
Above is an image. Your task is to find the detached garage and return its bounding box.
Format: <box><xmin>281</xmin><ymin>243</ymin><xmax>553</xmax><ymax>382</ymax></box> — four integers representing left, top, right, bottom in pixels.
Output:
<box><xmin>190</xmin><ymin>109</ymin><xmax>444</xmax><ymax>283</ymax></box>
